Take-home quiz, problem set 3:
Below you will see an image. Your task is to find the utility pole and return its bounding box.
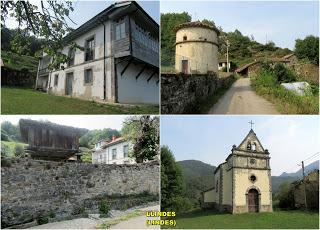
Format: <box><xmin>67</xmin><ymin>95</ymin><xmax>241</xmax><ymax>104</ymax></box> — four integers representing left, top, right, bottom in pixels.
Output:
<box><xmin>302</xmin><ymin>161</ymin><xmax>308</xmax><ymax>209</ymax></box>
<box><xmin>226</xmin><ymin>39</ymin><xmax>230</xmax><ymax>73</ymax></box>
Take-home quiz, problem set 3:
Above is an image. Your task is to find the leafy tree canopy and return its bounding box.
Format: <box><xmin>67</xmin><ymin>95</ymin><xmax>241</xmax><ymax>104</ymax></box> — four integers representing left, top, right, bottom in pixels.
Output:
<box><xmin>1</xmin><ymin>1</ymin><xmax>81</xmax><ymax>68</ymax></box>
<box><xmin>121</xmin><ymin>116</ymin><xmax>159</xmax><ymax>163</ymax></box>
<box><xmin>79</xmin><ymin>128</ymin><xmax>120</xmax><ymax>148</ymax></box>
<box><xmin>1</xmin><ymin>121</ymin><xmax>21</xmax><ymax>142</ymax></box>
<box><xmin>295</xmin><ymin>35</ymin><xmax>319</xmax><ymax>65</ymax></box>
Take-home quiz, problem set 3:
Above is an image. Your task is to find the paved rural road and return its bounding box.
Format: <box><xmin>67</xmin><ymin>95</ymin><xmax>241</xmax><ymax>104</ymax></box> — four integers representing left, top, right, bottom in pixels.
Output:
<box><xmin>209</xmin><ymin>78</ymin><xmax>280</xmax><ymax>114</ymax></box>
<box><xmin>29</xmin><ymin>205</ymin><xmax>160</xmax><ymax>229</ymax></box>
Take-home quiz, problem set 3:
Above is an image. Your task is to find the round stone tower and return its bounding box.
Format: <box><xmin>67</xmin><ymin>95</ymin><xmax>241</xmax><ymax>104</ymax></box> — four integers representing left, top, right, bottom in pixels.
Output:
<box><xmin>174</xmin><ymin>22</ymin><xmax>220</xmax><ymax>74</ymax></box>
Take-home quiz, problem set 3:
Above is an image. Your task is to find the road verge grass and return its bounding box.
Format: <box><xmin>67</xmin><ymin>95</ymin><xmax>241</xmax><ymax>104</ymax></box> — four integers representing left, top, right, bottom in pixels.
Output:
<box><xmin>251</xmin><ymin>71</ymin><xmax>318</xmax><ymax>114</ymax></box>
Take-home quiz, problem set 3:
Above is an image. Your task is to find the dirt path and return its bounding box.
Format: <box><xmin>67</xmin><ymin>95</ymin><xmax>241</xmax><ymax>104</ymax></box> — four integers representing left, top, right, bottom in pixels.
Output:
<box><xmin>29</xmin><ymin>205</ymin><xmax>159</xmax><ymax>229</ymax></box>
<box><xmin>209</xmin><ymin>78</ymin><xmax>279</xmax><ymax>114</ymax></box>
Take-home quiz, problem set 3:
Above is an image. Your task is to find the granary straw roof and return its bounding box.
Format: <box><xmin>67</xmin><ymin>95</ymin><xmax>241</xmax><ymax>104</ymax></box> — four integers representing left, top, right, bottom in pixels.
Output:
<box><xmin>174</xmin><ymin>21</ymin><xmax>220</xmax><ymax>35</ymax></box>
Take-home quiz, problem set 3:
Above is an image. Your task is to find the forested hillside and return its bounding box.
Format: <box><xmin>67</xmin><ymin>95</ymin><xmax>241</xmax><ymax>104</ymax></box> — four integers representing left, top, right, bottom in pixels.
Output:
<box><xmin>161</xmin><ymin>12</ymin><xmax>292</xmax><ymax>69</ymax></box>
<box><xmin>178</xmin><ymin>160</ymin><xmax>216</xmax><ymax>207</ymax></box>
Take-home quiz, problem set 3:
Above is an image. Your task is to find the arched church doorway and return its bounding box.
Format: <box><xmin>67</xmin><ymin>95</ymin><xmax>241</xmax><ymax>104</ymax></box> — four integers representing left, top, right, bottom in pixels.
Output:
<box><xmin>248</xmin><ymin>188</ymin><xmax>259</xmax><ymax>212</ymax></box>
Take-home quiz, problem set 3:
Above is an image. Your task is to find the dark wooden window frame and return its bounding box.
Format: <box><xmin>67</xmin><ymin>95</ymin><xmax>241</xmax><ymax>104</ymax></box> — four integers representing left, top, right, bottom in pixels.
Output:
<box><xmin>84</xmin><ymin>35</ymin><xmax>95</xmax><ymax>62</ymax></box>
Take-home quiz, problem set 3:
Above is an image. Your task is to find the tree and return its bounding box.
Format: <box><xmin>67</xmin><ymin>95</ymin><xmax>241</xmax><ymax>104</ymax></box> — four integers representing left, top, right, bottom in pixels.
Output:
<box><xmin>161</xmin><ymin>12</ymin><xmax>191</xmax><ymax>66</ymax></box>
<box><xmin>79</xmin><ymin>128</ymin><xmax>120</xmax><ymax>148</ymax></box>
<box><xmin>295</xmin><ymin>35</ymin><xmax>319</xmax><ymax>65</ymax></box>
<box><xmin>1</xmin><ymin>1</ymin><xmax>80</xmax><ymax>68</ymax></box>
<box><xmin>201</xmin><ymin>19</ymin><xmax>215</xmax><ymax>27</ymax></box>
<box><xmin>122</xmin><ymin>116</ymin><xmax>159</xmax><ymax>163</ymax></box>
<box><xmin>1</xmin><ymin>143</ymin><xmax>10</xmax><ymax>157</ymax></box>
<box><xmin>161</xmin><ymin>146</ymin><xmax>192</xmax><ymax>212</ymax></box>
<box><xmin>1</xmin><ymin>121</ymin><xmax>21</xmax><ymax>142</ymax></box>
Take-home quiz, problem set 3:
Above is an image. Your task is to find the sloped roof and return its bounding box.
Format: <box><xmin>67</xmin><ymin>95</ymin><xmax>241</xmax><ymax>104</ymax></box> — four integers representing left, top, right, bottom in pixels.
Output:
<box><xmin>174</xmin><ymin>21</ymin><xmax>220</xmax><ymax>35</ymax></box>
<box><xmin>282</xmin><ymin>53</ymin><xmax>295</xmax><ymax>60</ymax></box>
<box><xmin>235</xmin><ymin>61</ymin><xmax>259</xmax><ymax>73</ymax></box>
<box><xmin>64</xmin><ymin>1</ymin><xmax>159</xmax><ymax>42</ymax></box>
<box><xmin>237</xmin><ymin>129</ymin><xmax>265</xmax><ymax>152</ymax></box>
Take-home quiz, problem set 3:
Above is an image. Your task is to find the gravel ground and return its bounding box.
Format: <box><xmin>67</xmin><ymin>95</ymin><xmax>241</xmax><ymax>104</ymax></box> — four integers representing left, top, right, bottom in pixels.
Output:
<box><xmin>209</xmin><ymin>77</ymin><xmax>279</xmax><ymax>114</ymax></box>
<box><xmin>29</xmin><ymin>203</ymin><xmax>159</xmax><ymax>229</ymax></box>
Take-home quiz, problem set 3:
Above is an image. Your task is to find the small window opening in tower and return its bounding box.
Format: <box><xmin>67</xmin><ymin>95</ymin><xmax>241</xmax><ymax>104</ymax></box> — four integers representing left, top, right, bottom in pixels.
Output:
<box><xmin>183</xmin><ymin>35</ymin><xmax>187</xmax><ymax>41</ymax></box>
<box><xmin>252</xmin><ymin>143</ymin><xmax>257</xmax><ymax>151</ymax></box>
<box><xmin>247</xmin><ymin>142</ymin><xmax>251</xmax><ymax>150</ymax></box>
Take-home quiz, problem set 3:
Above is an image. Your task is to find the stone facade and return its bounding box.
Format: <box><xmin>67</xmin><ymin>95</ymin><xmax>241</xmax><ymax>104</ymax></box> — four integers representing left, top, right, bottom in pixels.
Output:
<box><xmin>202</xmin><ymin>129</ymin><xmax>273</xmax><ymax>214</ymax></box>
<box><xmin>1</xmin><ymin>158</ymin><xmax>159</xmax><ymax>228</ymax></box>
<box><xmin>161</xmin><ymin>73</ymin><xmax>235</xmax><ymax>114</ymax></box>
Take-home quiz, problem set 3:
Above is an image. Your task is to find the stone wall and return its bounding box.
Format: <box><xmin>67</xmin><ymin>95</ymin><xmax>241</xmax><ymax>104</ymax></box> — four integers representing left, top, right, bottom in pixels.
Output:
<box><xmin>1</xmin><ymin>158</ymin><xmax>159</xmax><ymax>228</ymax></box>
<box><xmin>161</xmin><ymin>73</ymin><xmax>235</xmax><ymax>114</ymax></box>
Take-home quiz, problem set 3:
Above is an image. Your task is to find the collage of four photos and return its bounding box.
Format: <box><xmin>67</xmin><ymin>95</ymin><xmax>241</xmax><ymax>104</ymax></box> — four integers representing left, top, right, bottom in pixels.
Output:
<box><xmin>1</xmin><ymin>0</ymin><xmax>319</xmax><ymax>229</ymax></box>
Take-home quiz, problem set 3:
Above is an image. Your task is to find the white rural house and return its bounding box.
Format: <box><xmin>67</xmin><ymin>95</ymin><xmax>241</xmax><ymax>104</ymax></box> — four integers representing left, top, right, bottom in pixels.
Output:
<box><xmin>92</xmin><ymin>136</ymin><xmax>135</xmax><ymax>164</ymax></box>
<box><xmin>36</xmin><ymin>1</ymin><xmax>159</xmax><ymax>104</ymax></box>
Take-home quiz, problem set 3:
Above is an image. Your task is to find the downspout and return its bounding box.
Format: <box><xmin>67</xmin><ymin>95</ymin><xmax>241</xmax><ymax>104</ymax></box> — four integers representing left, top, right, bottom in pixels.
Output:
<box><xmin>99</xmin><ymin>19</ymin><xmax>106</xmax><ymax>101</ymax></box>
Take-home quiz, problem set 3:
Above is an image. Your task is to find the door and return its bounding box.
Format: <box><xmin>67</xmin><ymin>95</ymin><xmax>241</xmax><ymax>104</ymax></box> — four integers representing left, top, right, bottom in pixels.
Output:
<box><xmin>248</xmin><ymin>189</ymin><xmax>259</xmax><ymax>212</ymax></box>
<box><xmin>182</xmin><ymin>60</ymin><xmax>188</xmax><ymax>74</ymax></box>
<box><xmin>66</xmin><ymin>72</ymin><xmax>74</xmax><ymax>96</ymax></box>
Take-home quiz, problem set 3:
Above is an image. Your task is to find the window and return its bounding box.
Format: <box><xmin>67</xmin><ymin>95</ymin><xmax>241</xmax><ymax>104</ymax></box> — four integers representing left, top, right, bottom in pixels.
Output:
<box><xmin>112</xmin><ymin>149</ymin><xmax>117</xmax><ymax>160</ymax></box>
<box><xmin>247</xmin><ymin>142</ymin><xmax>252</xmax><ymax>150</ymax></box>
<box><xmin>84</xmin><ymin>69</ymin><xmax>93</xmax><ymax>85</ymax></box>
<box><xmin>115</xmin><ymin>22</ymin><xmax>126</xmax><ymax>40</ymax></box>
<box><xmin>183</xmin><ymin>35</ymin><xmax>187</xmax><ymax>41</ymax></box>
<box><xmin>54</xmin><ymin>74</ymin><xmax>59</xmax><ymax>86</ymax></box>
<box><xmin>250</xmin><ymin>175</ymin><xmax>257</xmax><ymax>182</ymax></box>
<box><xmin>123</xmin><ymin>145</ymin><xmax>129</xmax><ymax>158</ymax></box>
<box><xmin>85</xmin><ymin>37</ymin><xmax>95</xmax><ymax>61</ymax></box>
<box><xmin>252</xmin><ymin>143</ymin><xmax>257</xmax><ymax>151</ymax></box>
<box><xmin>68</xmin><ymin>48</ymin><xmax>75</xmax><ymax>66</ymax></box>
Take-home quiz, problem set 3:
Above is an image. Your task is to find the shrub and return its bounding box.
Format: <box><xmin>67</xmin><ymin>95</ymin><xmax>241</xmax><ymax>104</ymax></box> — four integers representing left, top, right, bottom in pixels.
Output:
<box><xmin>273</xmin><ymin>63</ymin><xmax>296</xmax><ymax>83</ymax></box>
<box><xmin>14</xmin><ymin>144</ymin><xmax>25</xmax><ymax>157</ymax></box>
<box><xmin>1</xmin><ymin>143</ymin><xmax>9</xmax><ymax>157</ymax></box>
<box><xmin>37</xmin><ymin>215</ymin><xmax>49</xmax><ymax>225</ymax></box>
<box><xmin>99</xmin><ymin>200</ymin><xmax>110</xmax><ymax>215</ymax></box>
<box><xmin>169</xmin><ymin>196</ymin><xmax>193</xmax><ymax>213</ymax></box>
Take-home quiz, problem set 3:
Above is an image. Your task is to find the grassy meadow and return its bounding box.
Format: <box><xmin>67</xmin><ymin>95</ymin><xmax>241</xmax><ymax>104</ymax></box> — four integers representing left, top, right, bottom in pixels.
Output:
<box><xmin>1</xmin><ymin>87</ymin><xmax>159</xmax><ymax>114</ymax></box>
<box><xmin>165</xmin><ymin>210</ymin><xmax>319</xmax><ymax>229</ymax></box>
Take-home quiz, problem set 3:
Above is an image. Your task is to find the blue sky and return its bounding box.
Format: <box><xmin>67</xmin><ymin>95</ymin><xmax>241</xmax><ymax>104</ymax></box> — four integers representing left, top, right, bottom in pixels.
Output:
<box><xmin>160</xmin><ymin>115</ymin><xmax>319</xmax><ymax>176</ymax></box>
<box><xmin>5</xmin><ymin>1</ymin><xmax>159</xmax><ymax>28</ymax></box>
<box><xmin>161</xmin><ymin>0</ymin><xmax>319</xmax><ymax>50</ymax></box>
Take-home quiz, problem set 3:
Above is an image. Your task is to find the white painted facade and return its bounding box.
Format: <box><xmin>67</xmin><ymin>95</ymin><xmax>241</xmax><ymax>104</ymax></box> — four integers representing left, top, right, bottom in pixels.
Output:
<box><xmin>218</xmin><ymin>61</ymin><xmax>231</xmax><ymax>70</ymax></box>
<box><xmin>175</xmin><ymin>22</ymin><xmax>219</xmax><ymax>74</ymax></box>
<box><xmin>36</xmin><ymin>1</ymin><xmax>159</xmax><ymax>105</ymax></box>
<box><xmin>92</xmin><ymin>138</ymin><xmax>135</xmax><ymax>165</ymax></box>
<box><xmin>202</xmin><ymin>129</ymin><xmax>273</xmax><ymax>214</ymax></box>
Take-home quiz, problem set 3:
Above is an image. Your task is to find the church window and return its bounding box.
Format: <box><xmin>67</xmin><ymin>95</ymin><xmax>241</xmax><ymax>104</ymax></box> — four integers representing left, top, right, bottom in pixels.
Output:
<box><xmin>183</xmin><ymin>35</ymin><xmax>187</xmax><ymax>41</ymax></box>
<box><xmin>252</xmin><ymin>143</ymin><xmax>257</xmax><ymax>151</ymax></box>
<box><xmin>247</xmin><ymin>142</ymin><xmax>251</xmax><ymax>150</ymax></box>
<box><xmin>250</xmin><ymin>175</ymin><xmax>257</xmax><ymax>182</ymax></box>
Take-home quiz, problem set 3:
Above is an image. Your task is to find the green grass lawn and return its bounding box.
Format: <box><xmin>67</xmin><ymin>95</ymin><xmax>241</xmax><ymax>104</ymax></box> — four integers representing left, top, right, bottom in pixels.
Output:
<box><xmin>166</xmin><ymin>210</ymin><xmax>319</xmax><ymax>229</ymax></box>
<box><xmin>1</xmin><ymin>87</ymin><xmax>159</xmax><ymax>114</ymax></box>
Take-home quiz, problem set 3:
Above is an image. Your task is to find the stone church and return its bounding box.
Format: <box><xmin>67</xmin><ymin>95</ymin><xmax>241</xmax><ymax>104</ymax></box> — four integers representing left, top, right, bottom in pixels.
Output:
<box><xmin>202</xmin><ymin>128</ymin><xmax>273</xmax><ymax>213</ymax></box>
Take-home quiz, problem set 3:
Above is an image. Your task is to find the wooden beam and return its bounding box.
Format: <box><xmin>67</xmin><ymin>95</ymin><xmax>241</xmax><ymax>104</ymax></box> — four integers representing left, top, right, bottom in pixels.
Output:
<box><xmin>147</xmin><ymin>69</ymin><xmax>157</xmax><ymax>82</ymax></box>
<box><xmin>121</xmin><ymin>58</ymin><xmax>133</xmax><ymax>76</ymax></box>
<box><xmin>135</xmin><ymin>64</ymin><xmax>146</xmax><ymax>80</ymax></box>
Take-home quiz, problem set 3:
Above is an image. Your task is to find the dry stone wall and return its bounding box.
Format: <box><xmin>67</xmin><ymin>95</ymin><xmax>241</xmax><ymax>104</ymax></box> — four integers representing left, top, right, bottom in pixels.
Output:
<box><xmin>1</xmin><ymin>158</ymin><xmax>159</xmax><ymax>228</ymax></box>
<box><xmin>161</xmin><ymin>73</ymin><xmax>235</xmax><ymax>114</ymax></box>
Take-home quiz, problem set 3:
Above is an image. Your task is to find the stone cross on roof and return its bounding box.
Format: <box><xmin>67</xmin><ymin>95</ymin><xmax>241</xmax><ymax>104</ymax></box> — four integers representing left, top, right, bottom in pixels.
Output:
<box><xmin>249</xmin><ymin>120</ymin><xmax>254</xmax><ymax>130</ymax></box>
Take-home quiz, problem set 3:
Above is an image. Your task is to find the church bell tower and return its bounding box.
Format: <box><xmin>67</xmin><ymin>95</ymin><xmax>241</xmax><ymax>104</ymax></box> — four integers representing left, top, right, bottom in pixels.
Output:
<box><xmin>228</xmin><ymin>125</ymin><xmax>273</xmax><ymax>213</ymax></box>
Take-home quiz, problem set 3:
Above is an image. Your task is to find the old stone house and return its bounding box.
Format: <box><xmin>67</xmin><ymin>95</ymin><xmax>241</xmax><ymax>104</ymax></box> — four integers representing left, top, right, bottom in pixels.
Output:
<box><xmin>36</xmin><ymin>1</ymin><xmax>159</xmax><ymax>104</ymax></box>
<box><xmin>19</xmin><ymin>119</ymin><xmax>87</xmax><ymax>161</ymax></box>
<box><xmin>292</xmin><ymin>169</ymin><xmax>319</xmax><ymax>210</ymax></box>
<box><xmin>202</xmin><ymin>129</ymin><xmax>273</xmax><ymax>213</ymax></box>
<box><xmin>92</xmin><ymin>136</ymin><xmax>135</xmax><ymax>164</ymax></box>
<box><xmin>174</xmin><ymin>21</ymin><xmax>220</xmax><ymax>74</ymax></box>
